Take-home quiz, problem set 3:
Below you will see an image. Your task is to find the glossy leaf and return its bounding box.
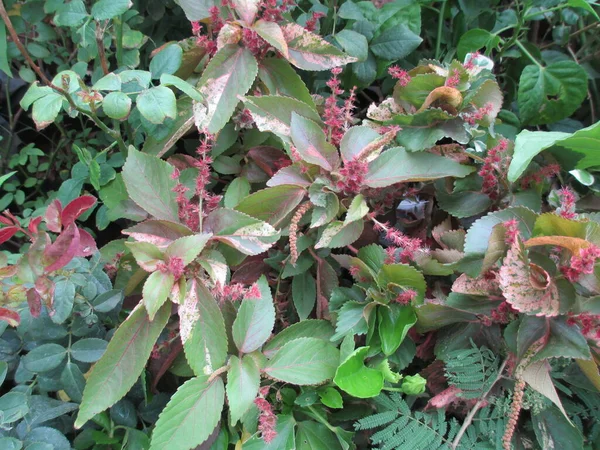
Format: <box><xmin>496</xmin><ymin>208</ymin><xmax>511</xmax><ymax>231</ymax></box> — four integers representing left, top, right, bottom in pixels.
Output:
<box><xmin>334</xmin><ymin>347</ymin><xmax>383</xmax><ymax>398</ymax></box>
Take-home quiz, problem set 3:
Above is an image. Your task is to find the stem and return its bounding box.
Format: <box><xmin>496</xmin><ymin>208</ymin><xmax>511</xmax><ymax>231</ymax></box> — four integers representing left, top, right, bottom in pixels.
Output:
<box><xmin>523</xmin><ymin>4</ymin><xmax>566</xmax><ymax>21</ymax></box>
<box><xmin>451</xmin><ymin>358</ymin><xmax>509</xmax><ymax>449</ymax></box>
<box><xmin>96</xmin><ymin>20</ymin><xmax>110</xmax><ymax>75</ymax></box>
<box><xmin>207</xmin><ymin>364</ymin><xmax>229</xmax><ymax>383</ymax></box>
<box><xmin>515</xmin><ymin>40</ymin><xmax>543</xmax><ymax>68</ymax></box>
<box><xmin>307</xmin><ymin>406</ymin><xmax>337</xmax><ymax>433</ymax></box>
<box><xmin>0</xmin><ymin>2</ymin><xmax>76</xmax><ymax>109</ymax></box>
<box><xmin>116</xmin><ymin>17</ymin><xmax>124</xmax><ymax>67</ymax></box>
<box><xmin>435</xmin><ymin>0</ymin><xmax>447</xmax><ymax>60</ymax></box>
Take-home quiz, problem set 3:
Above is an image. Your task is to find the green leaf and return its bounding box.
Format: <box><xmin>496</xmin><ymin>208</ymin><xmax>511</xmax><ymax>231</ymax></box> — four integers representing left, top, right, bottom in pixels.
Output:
<box><xmin>160</xmin><ymin>74</ymin><xmax>203</xmax><ymax>101</ymax></box>
<box><xmin>150</xmin><ymin>45</ymin><xmax>183</xmax><ymax>79</ymax></box>
<box><xmin>263</xmin><ymin>337</ymin><xmax>339</xmax><ymax>385</ymax></box>
<box><xmin>136</xmin><ymin>86</ymin><xmax>177</xmax><ymax>124</ymax></box>
<box><xmin>142</xmin><ymin>97</ymin><xmax>196</xmax><ymax>157</ymax></box>
<box><xmin>149</xmin><ymin>376</ymin><xmax>225</xmax><ymax>450</ymax></box>
<box><xmin>292</xmin><ymin>272</ymin><xmax>316</xmax><ymax>320</ymax></box>
<box><xmin>227</xmin><ymin>355</ymin><xmax>260</xmax><ymax>425</ymax></box>
<box><xmin>532</xmin><ymin>406</ymin><xmax>583</xmax><ymax>449</ymax></box>
<box><xmin>93</xmin><ymin>73</ymin><xmax>122</xmax><ymax>91</ymax></box>
<box><xmin>378</xmin><ymin>264</ymin><xmax>427</xmax><ymax>305</ymax></box>
<box><xmin>91</xmin><ymin>0</ymin><xmax>131</xmax><ymax>20</ymax></box>
<box><xmin>0</xmin><ymin>361</ymin><xmax>7</xmax><ymax>387</ymax></box>
<box><xmin>232</xmin><ymin>275</ymin><xmax>275</xmax><ymax>353</ymax></box>
<box><xmin>32</xmin><ymin>93</ymin><xmax>63</xmax><ymax>130</ymax></box>
<box><xmin>258</xmin><ymin>58</ymin><xmax>315</xmax><ymax>108</ymax></box>
<box><xmin>224</xmin><ymin>177</ymin><xmax>251</xmax><ymax>208</ymax></box>
<box><xmin>517</xmin><ymin>61</ymin><xmax>588</xmax><ymax>126</ymax></box>
<box><xmin>54</xmin><ymin>0</ymin><xmax>88</xmax><ymax>27</ymax></box>
<box><xmin>567</xmin><ymin>0</ymin><xmax>599</xmax><ymax>19</ymax></box>
<box><xmin>262</xmin><ymin>320</ymin><xmax>334</xmax><ymax>358</ymax></box>
<box><xmin>508</xmin><ymin>130</ymin><xmax>570</xmax><ymax>182</ymax></box>
<box><xmin>340</xmin><ymin>126</ymin><xmax>381</xmax><ymax>162</ymax></box>
<box><xmin>0</xmin><ymin>21</ymin><xmax>11</xmax><ymax>77</ymax></box>
<box><xmin>102</xmin><ymin>92</ymin><xmax>132</xmax><ymax>120</ymax></box>
<box><xmin>23</xmin><ymin>343</ymin><xmax>67</xmax><ymax>373</ymax></box>
<box><xmin>70</xmin><ymin>338</ymin><xmax>108</xmax><ymax>363</ymax></box>
<box><xmin>335</xmin><ymin>30</ymin><xmax>368</xmax><ymax>62</ymax></box>
<box><xmin>204</xmin><ymin>209</ymin><xmax>280</xmax><ymax>255</ymax></box>
<box><xmin>434</xmin><ymin>179</ymin><xmax>492</xmax><ymax>219</ymax></box>
<box><xmin>242</xmin><ymin>95</ymin><xmax>321</xmax><ymax>141</ymax></box>
<box><xmin>142</xmin><ymin>270</ymin><xmax>175</xmax><ymax>320</ymax></box>
<box><xmin>333</xmin><ymin>347</ymin><xmax>383</xmax><ymax>398</ymax></box>
<box><xmin>165</xmin><ymin>233</ymin><xmax>212</xmax><ymax>265</ymax></box>
<box><xmin>378</xmin><ymin>305</ymin><xmax>417</xmax><ymax>356</ymax></box>
<box><xmin>175</xmin><ymin>0</ymin><xmax>216</xmax><ymax>20</ymax></box>
<box><xmin>332</xmin><ymin>301</ymin><xmax>368</xmax><ymax>340</ymax></box>
<box><xmin>457</xmin><ymin>29</ymin><xmax>501</xmax><ymax>60</ymax></box>
<box><xmin>344</xmin><ymin>194</ymin><xmax>369</xmax><ymax>224</ymax></box>
<box><xmin>318</xmin><ymin>387</ymin><xmax>343</xmax><ymax>409</ymax></box>
<box><xmin>0</xmin><ymin>392</ymin><xmax>29</xmax><ymax>423</ymax></box>
<box><xmin>364</xmin><ymin>147</ymin><xmax>474</xmax><ymax>188</ymax></box>
<box><xmin>235</xmin><ymin>185</ymin><xmax>306</xmax><ymax>228</ymax></box>
<box><xmin>282</xmin><ymin>23</ymin><xmax>356</xmax><ymax>71</ymax></box>
<box><xmin>75</xmin><ymin>303</ymin><xmax>170</xmax><ymax>428</ymax></box>
<box><xmin>291</xmin><ymin>112</ymin><xmax>339</xmax><ymax>170</ymax></box>
<box><xmin>464</xmin><ymin>207</ymin><xmax>538</xmax><ymax>256</ymax></box>
<box><xmin>296</xmin><ymin>421</ymin><xmax>340</xmax><ymax>449</ymax></box>
<box><xmin>370</xmin><ymin>24</ymin><xmax>422</xmax><ymax>60</ymax></box>
<box><xmin>315</xmin><ymin>220</ymin><xmax>364</xmax><ymax>249</ymax></box>
<box><xmin>61</xmin><ymin>362</ymin><xmax>86</xmax><ymax>403</ymax></box>
<box><xmin>195</xmin><ymin>45</ymin><xmax>258</xmax><ymax>134</ymax></box>
<box><xmin>122</xmin><ymin>147</ymin><xmax>179</xmax><ymax>222</ymax></box>
<box><xmin>253</xmin><ymin>20</ymin><xmax>288</xmax><ymax>57</ymax></box>
<box><xmin>183</xmin><ymin>281</ymin><xmax>228</xmax><ymax>375</ymax></box>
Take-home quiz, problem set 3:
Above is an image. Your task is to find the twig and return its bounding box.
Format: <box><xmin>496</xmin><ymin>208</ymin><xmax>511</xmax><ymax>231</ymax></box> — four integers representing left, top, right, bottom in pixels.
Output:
<box><xmin>450</xmin><ymin>358</ymin><xmax>509</xmax><ymax>449</ymax></box>
<box><xmin>95</xmin><ymin>20</ymin><xmax>110</xmax><ymax>75</ymax></box>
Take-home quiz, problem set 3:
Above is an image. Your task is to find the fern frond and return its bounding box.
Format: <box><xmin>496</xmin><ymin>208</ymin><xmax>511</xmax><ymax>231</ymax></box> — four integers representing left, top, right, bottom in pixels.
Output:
<box><xmin>444</xmin><ymin>344</ymin><xmax>499</xmax><ymax>399</ymax></box>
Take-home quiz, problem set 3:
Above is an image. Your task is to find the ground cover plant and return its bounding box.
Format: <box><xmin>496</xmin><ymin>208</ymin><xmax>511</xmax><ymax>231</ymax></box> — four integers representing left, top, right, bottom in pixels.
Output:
<box><xmin>1</xmin><ymin>0</ymin><xmax>600</xmax><ymax>449</ymax></box>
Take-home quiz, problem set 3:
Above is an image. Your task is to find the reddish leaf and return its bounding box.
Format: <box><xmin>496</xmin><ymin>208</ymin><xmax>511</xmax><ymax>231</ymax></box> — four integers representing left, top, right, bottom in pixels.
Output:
<box><xmin>28</xmin><ymin>216</ymin><xmax>42</xmax><ymax>235</ymax></box>
<box><xmin>75</xmin><ymin>229</ymin><xmax>98</xmax><ymax>257</ymax></box>
<box><xmin>45</xmin><ymin>199</ymin><xmax>63</xmax><ymax>232</ymax></box>
<box><xmin>34</xmin><ymin>275</ymin><xmax>55</xmax><ymax>308</ymax></box>
<box><xmin>0</xmin><ymin>307</ymin><xmax>20</xmax><ymax>327</ymax></box>
<box><xmin>0</xmin><ymin>215</ymin><xmax>13</xmax><ymax>225</ymax></box>
<box><xmin>247</xmin><ymin>146</ymin><xmax>291</xmax><ymax>177</ymax></box>
<box><xmin>27</xmin><ymin>288</ymin><xmax>42</xmax><ymax>318</ymax></box>
<box><xmin>44</xmin><ymin>223</ymin><xmax>80</xmax><ymax>273</ymax></box>
<box><xmin>61</xmin><ymin>195</ymin><xmax>97</xmax><ymax>227</ymax></box>
<box><xmin>426</xmin><ymin>386</ymin><xmax>462</xmax><ymax>410</ymax></box>
<box><xmin>525</xmin><ymin>236</ymin><xmax>591</xmax><ymax>254</ymax></box>
<box><xmin>123</xmin><ymin>220</ymin><xmax>193</xmax><ymax>248</ymax></box>
<box><xmin>0</xmin><ymin>265</ymin><xmax>18</xmax><ymax>279</ymax></box>
<box><xmin>0</xmin><ymin>226</ymin><xmax>18</xmax><ymax>244</ymax></box>
<box><xmin>451</xmin><ymin>273</ymin><xmax>501</xmax><ymax>297</ymax></box>
<box><xmin>499</xmin><ymin>240</ymin><xmax>560</xmax><ymax>317</ymax></box>
<box><xmin>230</xmin><ymin>255</ymin><xmax>267</xmax><ymax>285</ymax></box>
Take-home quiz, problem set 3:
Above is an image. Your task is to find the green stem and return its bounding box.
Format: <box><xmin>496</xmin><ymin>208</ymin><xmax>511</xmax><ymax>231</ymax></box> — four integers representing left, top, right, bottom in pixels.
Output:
<box><xmin>435</xmin><ymin>0</ymin><xmax>447</xmax><ymax>60</ymax></box>
<box><xmin>523</xmin><ymin>4</ymin><xmax>566</xmax><ymax>21</ymax></box>
<box><xmin>515</xmin><ymin>40</ymin><xmax>543</xmax><ymax>68</ymax></box>
<box><xmin>116</xmin><ymin>17</ymin><xmax>124</xmax><ymax>68</ymax></box>
<box><xmin>306</xmin><ymin>406</ymin><xmax>337</xmax><ymax>433</ymax></box>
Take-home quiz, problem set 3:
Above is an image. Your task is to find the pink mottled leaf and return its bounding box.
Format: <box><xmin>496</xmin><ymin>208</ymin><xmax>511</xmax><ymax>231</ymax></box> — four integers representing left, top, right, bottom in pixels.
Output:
<box><xmin>43</xmin><ymin>223</ymin><xmax>80</xmax><ymax>273</ymax></box>
<box><xmin>451</xmin><ymin>273</ymin><xmax>501</xmax><ymax>297</ymax></box>
<box><xmin>62</xmin><ymin>195</ymin><xmax>97</xmax><ymax>227</ymax></box>
<box><xmin>76</xmin><ymin>229</ymin><xmax>98</xmax><ymax>257</ymax></box>
<box><xmin>0</xmin><ymin>307</ymin><xmax>20</xmax><ymax>327</ymax></box>
<box><xmin>281</xmin><ymin>23</ymin><xmax>357</xmax><ymax>71</ymax></box>
<box><xmin>27</xmin><ymin>289</ymin><xmax>42</xmax><ymax>318</ymax></box>
<box><xmin>499</xmin><ymin>240</ymin><xmax>560</xmax><ymax>316</ymax></box>
<box><xmin>45</xmin><ymin>199</ymin><xmax>63</xmax><ymax>232</ymax></box>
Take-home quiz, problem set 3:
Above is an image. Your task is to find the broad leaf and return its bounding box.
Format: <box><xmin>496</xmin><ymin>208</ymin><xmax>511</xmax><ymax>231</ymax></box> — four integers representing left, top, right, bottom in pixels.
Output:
<box><xmin>517</xmin><ymin>61</ymin><xmax>587</xmax><ymax>126</ymax></box>
<box><xmin>142</xmin><ymin>270</ymin><xmax>175</xmax><ymax>320</ymax></box>
<box><xmin>235</xmin><ymin>185</ymin><xmax>306</xmax><ymax>228</ymax></box>
<box><xmin>165</xmin><ymin>233</ymin><xmax>212</xmax><ymax>265</ymax></box>
<box><xmin>227</xmin><ymin>355</ymin><xmax>260</xmax><ymax>425</ymax></box>
<box><xmin>75</xmin><ymin>303</ymin><xmax>170</xmax><ymax>428</ymax></box>
<box><xmin>378</xmin><ymin>305</ymin><xmax>417</xmax><ymax>356</ymax></box>
<box><xmin>499</xmin><ymin>240</ymin><xmax>559</xmax><ymax>316</ymax></box>
<box><xmin>122</xmin><ymin>148</ymin><xmax>179</xmax><ymax>222</ymax></box>
<box><xmin>532</xmin><ymin>406</ymin><xmax>583</xmax><ymax>450</ymax></box>
<box><xmin>194</xmin><ymin>45</ymin><xmax>258</xmax><ymax>133</ymax></box>
<box><xmin>292</xmin><ymin>272</ymin><xmax>316</xmax><ymax>320</ymax></box>
<box><xmin>182</xmin><ymin>280</ymin><xmax>228</xmax><ymax>375</ymax></box>
<box><xmin>364</xmin><ymin>147</ymin><xmax>474</xmax><ymax>188</ymax></box>
<box><xmin>91</xmin><ymin>0</ymin><xmax>131</xmax><ymax>20</ymax></box>
<box><xmin>263</xmin><ymin>337</ymin><xmax>339</xmax><ymax>385</ymax></box>
<box><xmin>258</xmin><ymin>58</ymin><xmax>315</xmax><ymax>107</ymax></box>
<box><xmin>262</xmin><ymin>320</ymin><xmax>334</xmax><ymax>358</ymax></box>
<box><xmin>149</xmin><ymin>376</ymin><xmax>224</xmax><ymax>450</ymax></box>
<box><xmin>290</xmin><ymin>112</ymin><xmax>339</xmax><ymax>170</ymax></box>
<box><xmin>522</xmin><ymin>360</ymin><xmax>571</xmax><ymax>422</ymax></box>
<box><xmin>123</xmin><ymin>220</ymin><xmax>192</xmax><ymax>248</ymax></box>
<box><xmin>378</xmin><ymin>264</ymin><xmax>427</xmax><ymax>305</ymax></box>
<box><xmin>370</xmin><ymin>24</ymin><xmax>422</xmax><ymax>60</ymax></box>
<box><xmin>253</xmin><ymin>20</ymin><xmax>288</xmax><ymax>56</ymax></box>
<box><xmin>333</xmin><ymin>347</ymin><xmax>383</xmax><ymax>398</ymax></box>
<box><xmin>340</xmin><ymin>126</ymin><xmax>381</xmax><ymax>162</ymax></box>
<box><xmin>232</xmin><ymin>275</ymin><xmax>275</xmax><ymax>353</ymax></box>
<box><xmin>315</xmin><ymin>220</ymin><xmax>364</xmax><ymax>249</ymax></box>
<box><xmin>281</xmin><ymin>23</ymin><xmax>357</xmax><ymax>71</ymax></box>
<box><xmin>204</xmin><ymin>209</ymin><xmax>279</xmax><ymax>255</ymax></box>
<box><xmin>137</xmin><ymin>86</ymin><xmax>177</xmax><ymax>124</ymax></box>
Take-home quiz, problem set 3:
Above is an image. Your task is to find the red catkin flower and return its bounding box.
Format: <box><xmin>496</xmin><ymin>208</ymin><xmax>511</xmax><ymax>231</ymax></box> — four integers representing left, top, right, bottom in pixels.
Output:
<box><xmin>462</xmin><ymin>102</ymin><xmax>494</xmax><ymax>126</ymax></box>
<box><xmin>395</xmin><ymin>289</ymin><xmax>417</xmax><ymax>305</ymax></box>
<box><xmin>560</xmin><ymin>245</ymin><xmax>600</xmax><ymax>282</ymax></box>
<box><xmin>503</xmin><ymin>219</ymin><xmax>519</xmax><ymax>246</ymax></box>
<box><xmin>463</xmin><ymin>52</ymin><xmax>480</xmax><ymax>71</ymax></box>
<box><xmin>304</xmin><ymin>12</ymin><xmax>326</xmax><ymax>32</ymax></box>
<box><xmin>557</xmin><ymin>186</ymin><xmax>577</xmax><ymax>219</ymax></box>
<box><xmin>337</xmin><ymin>158</ymin><xmax>369</xmax><ymax>194</ymax></box>
<box><xmin>255</xmin><ymin>397</ymin><xmax>278</xmax><ymax>443</ymax></box>
<box><xmin>445</xmin><ymin>69</ymin><xmax>460</xmax><ymax>88</ymax></box>
<box><xmin>478</xmin><ymin>139</ymin><xmax>509</xmax><ymax>199</ymax></box>
<box><xmin>519</xmin><ymin>164</ymin><xmax>560</xmax><ymax>189</ymax></box>
<box><xmin>388</xmin><ymin>65</ymin><xmax>411</xmax><ymax>86</ymax></box>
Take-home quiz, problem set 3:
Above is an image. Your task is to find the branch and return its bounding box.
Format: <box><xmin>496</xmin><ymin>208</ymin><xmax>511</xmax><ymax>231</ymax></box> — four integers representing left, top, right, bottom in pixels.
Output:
<box><xmin>450</xmin><ymin>358</ymin><xmax>509</xmax><ymax>449</ymax></box>
<box><xmin>95</xmin><ymin>20</ymin><xmax>110</xmax><ymax>75</ymax></box>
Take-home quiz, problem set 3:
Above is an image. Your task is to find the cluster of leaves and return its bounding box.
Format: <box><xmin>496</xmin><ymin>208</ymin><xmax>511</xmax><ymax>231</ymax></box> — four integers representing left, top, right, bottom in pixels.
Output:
<box><xmin>1</xmin><ymin>0</ymin><xmax>600</xmax><ymax>449</ymax></box>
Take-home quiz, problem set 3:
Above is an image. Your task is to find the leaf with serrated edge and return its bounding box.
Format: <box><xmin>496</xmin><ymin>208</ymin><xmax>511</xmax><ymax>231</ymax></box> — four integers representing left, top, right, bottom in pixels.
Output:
<box><xmin>263</xmin><ymin>337</ymin><xmax>339</xmax><ymax>385</ymax></box>
<box><xmin>227</xmin><ymin>355</ymin><xmax>260</xmax><ymax>425</ymax></box>
<box><xmin>281</xmin><ymin>23</ymin><xmax>357</xmax><ymax>71</ymax></box>
<box><xmin>165</xmin><ymin>233</ymin><xmax>212</xmax><ymax>265</ymax></box>
<box><xmin>232</xmin><ymin>275</ymin><xmax>275</xmax><ymax>353</ymax></box>
<box><xmin>315</xmin><ymin>220</ymin><xmax>364</xmax><ymax>249</ymax></box>
<box><xmin>499</xmin><ymin>240</ymin><xmax>559</xmax><ymax>316</ymax></box>
<box><xmin>75</xmin><ymin>302</ymin><xmax>170</xmax><ymax>428</ymax></box>
<box><xmin>521</xmin><ymin>360</ymin><xmax>571</xmax><ymax>424</ymax></box>
<box><xmin>235</xmin><ymin>185</ymin><xmax>306</xmax><ymax>228</ymax></box>
<box><xmin>182</xmin><ymin>280</ymin><xmax>228</xmax><ymax>375</ymax></box>
<box><xmin>143</xmin><ymin>271</ymin><xmax>175</xmax><ymax>320</ymax></box>
<box><xmin>149</xmin><ymin>376</ymin><xmax>224</xmax><ymax>450</ymax></box>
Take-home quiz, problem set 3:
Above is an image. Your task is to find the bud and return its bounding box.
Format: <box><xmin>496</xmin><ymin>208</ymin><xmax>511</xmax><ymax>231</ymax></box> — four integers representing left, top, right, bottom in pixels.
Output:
<box><xmin>400</xmin><ymin>374</ymin><xmax>426</xmax><ymax>395</ymax></box>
